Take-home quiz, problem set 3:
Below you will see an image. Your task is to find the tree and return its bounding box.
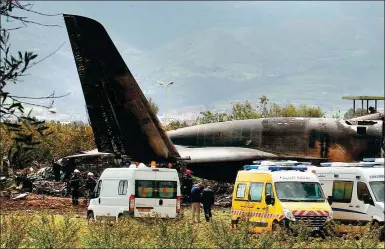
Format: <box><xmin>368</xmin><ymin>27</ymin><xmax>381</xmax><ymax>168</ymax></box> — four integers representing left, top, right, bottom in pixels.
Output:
<box><xmin>147</xmin><ymin>97</ymin><xmax>159</xmax><ymax>115</ymax></box>
<box><xmin>268</xmin><ymin>103</ymin><xmax>324</xmax><ymax>117</ymax></box>
<box><xmin>231</xmin><ymin>101</ymin><xmax>261</xmax><ymax>120</ymax></box>
<box><xmin>195</xmin><ymin>96</ymin><xmax>325</xmax><ymax>125</ymax></box>
<box><xmin>344</xmin><ymin>108</ymin><xmax>365</xmax><ymax>119</ymax></box>
<box><xmin>1</xmin><ymin>121</ymin><xmax>96</xmax><ymax>168</ymax></box>
<box><xmin>258</xmin><ymin>95</ymin><xmax>269</xmax><ymax>117</ymax></box>
<box><xmin>164</xmin><ymin>120</ymin><xmax>190</xmax><ymax>131</ymax></box>
<box><xmin>196</xmin><ymin>111</ymin><xmax>231</xmax><ymax>125</ymax></box>
<box><xmin>0</xmin><ymin>0</ymin><xmax>68</xmax><ymax>175</ymax></box>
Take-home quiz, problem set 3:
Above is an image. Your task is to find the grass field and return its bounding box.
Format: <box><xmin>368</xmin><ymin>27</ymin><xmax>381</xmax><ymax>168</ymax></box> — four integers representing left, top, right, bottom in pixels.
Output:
<box><xmin>1</xmin><ymin>207</ymin><xmax>384</xmax><ymax>248</ymax></box>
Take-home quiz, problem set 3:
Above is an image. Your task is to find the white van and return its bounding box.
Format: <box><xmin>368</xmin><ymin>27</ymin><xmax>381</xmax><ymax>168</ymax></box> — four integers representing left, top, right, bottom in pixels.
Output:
<box><xmin>87</xmin><ymin>166</ymin><xmax>181</xmax><ymax>220</ymax></box>
<box><xmin>308</xmin><ymin>163</ymin><xmax>384</xmax><ymax>238</ymax></box>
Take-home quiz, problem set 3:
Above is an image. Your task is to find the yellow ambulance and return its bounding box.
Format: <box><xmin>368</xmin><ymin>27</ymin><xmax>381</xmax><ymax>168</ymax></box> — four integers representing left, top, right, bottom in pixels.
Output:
<box><xmin>231</xmin><ymin>164</ymin><xmax>333</xmax><ymax>233</ymax></box>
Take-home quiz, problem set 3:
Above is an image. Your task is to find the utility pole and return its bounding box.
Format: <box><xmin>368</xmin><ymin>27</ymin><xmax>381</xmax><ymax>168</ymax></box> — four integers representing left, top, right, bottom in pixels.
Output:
<box><xmin>159</xmin><ymin>81</ymin><xmax>174</xmax><ymax>122</ymax></box>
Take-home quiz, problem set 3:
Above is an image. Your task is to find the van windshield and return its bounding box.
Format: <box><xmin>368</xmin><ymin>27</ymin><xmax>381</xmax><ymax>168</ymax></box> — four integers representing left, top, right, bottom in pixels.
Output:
<box><xmin>275</xmin><ymin>182</ymin><xmax>325</xmax><ymax>202</ymax></box>
<box><xmin>369</xmin><ymin>181</ymin><xmax>384</xmax><ymax>202</ymax></box>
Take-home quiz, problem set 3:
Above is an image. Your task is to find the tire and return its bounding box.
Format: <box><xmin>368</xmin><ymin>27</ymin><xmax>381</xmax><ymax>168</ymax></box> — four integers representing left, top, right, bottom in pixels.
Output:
<box><xmin>379</xmin><ymin>226</ymin><xmax>385</xmax><ymax>242</ymax></box>
<box><xmin>87</xmin><ymin>211</ymin><xmax>94</xmax><ymax>223</ymax></box>
<box><xmin>272</xmin><ymin>220</ymin><xmax>280</xmax><ymax>232</ymax></box>
<box><xmin>118</xmin><ymin>213</ymin><xmax>124</xmax><ymax>221</ymax></box>
<box><xmin>371</xmin><ymin>220</ymin><xmax>385</xmax><ymax>242</ymax></box>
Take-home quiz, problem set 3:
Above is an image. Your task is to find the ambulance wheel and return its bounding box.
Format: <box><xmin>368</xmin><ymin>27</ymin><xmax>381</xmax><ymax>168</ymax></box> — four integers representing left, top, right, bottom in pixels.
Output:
<box><xmin>87</xmin><ymin>211</ymin><xmax>94</xmax><ymax>223</ymax></box>
<box><xmin>272</xmin><ymin>220</ymin><xmax>280</xmax><ymax>232</ymax></box>
<box><xmin>380</xmin><ymin>227</ymin><xmax>385</xmax><ymax>242</ymax></box>
<box><xmin>372</xmin><ymin>220</ymin><xmax>384</xmax><ymax>241</ymax></box>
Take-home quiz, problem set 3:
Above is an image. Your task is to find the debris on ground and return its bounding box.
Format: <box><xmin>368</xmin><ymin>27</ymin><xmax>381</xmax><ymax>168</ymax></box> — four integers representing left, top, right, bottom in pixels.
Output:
<box><xmin>12</xmin><ymin>193</ymin><xmax>28</xmax><ymax>200</ymax></box>
<box><xmin>32</xmin><ymin>180</ymin><xmax>67</xmax><ymax>196</ymax></box>
<box><xmin>189</xmin><ymin>177</ymin><xmax>234</xmax><ymax>207</ymax></box>
<box><xmin>213</xmin><ymin>182</ymin><xmax>233</xmax><ymax>207</ymax></box>
<box><xmin>0</xmin><ymin>193</ymin><xmax>87</xmax><ymax>215</ymax></box>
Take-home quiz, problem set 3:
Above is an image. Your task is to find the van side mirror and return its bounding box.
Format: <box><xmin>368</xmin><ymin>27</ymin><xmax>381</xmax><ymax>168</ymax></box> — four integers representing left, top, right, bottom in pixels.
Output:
<box><xmin>327</xmin><ymin>196</ymin><xmax>333</xmax><ymax>205</ymax></box>
<box><xmin>362</xmin><ymin>193</ymin><xmax>373</xmax><ymax>205</ymax></box>
<box><xmin>265</xmin><ymin>194</ymin><xmax>274</xmax><ymax>205</ymax></box>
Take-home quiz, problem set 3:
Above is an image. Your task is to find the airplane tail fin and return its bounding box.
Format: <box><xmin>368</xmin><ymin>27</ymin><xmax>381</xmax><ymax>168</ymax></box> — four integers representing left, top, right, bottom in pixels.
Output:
<box><xmin>63</xmin><ymin>14</ymin><xmax>180</xmax><ymax>163</ymax></box>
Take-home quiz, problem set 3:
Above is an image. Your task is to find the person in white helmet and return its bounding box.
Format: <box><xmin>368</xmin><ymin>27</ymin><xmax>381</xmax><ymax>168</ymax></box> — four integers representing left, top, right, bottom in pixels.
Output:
<box><xmin>69</xmin><ymin>169</ymin><xmax>81</xmax><ymax>206</ymax></box>
<box><xmin>85</xmin><ymin>172</ymin><xmax>96</xmax><ymax>204</ymax></box>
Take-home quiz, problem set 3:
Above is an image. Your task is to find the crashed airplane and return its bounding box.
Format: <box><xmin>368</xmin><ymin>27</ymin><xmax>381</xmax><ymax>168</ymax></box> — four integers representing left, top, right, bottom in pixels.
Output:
<box><xmin>62</xmin><ymin>14</ymin><xmax>384</xmax><ymax>182</ymax></box>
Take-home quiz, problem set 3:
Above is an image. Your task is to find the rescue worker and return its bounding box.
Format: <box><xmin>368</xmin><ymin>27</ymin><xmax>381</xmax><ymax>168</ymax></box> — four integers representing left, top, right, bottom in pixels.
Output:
<box><xmin>191</xmin><ymin>183</ymin><xmax>204</xmax><ymax>223</ymax></box>
<box><xmin>369</xmin><ymin>106</ymin><xmax>377</xmax><ymax>114</ymax></box>
<box><xmin>52</xmin><ymin>159</ymin><xmax>61</xmax><ymax>182</ymax></box>
<box><xmin>64</xmin><ymin>158</ymin><xmax>76</xmax><ymax>181</ymax></box>
<box><xmin>181</xmin><ymin>169</ymin><xmax>193</xmax><ymax>202</ymax></box>
<box><xmin>201</xmin><ymin>185</ymin><xmax>215</xmax><ymax>222</ymax></box>
<box><xmin>85</xmin><ymin>172</ymin><xmax>97</xmax><ymax>203</ymax></box>
<box><xmin>69</xmin><ymin>169</ymin><xmax>81</xmax><ymax>206</ymax></box>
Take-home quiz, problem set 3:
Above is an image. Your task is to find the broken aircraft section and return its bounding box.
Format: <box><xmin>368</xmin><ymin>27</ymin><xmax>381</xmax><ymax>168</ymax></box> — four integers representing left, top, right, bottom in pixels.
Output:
<box><xmin>63</xmin><ymin>14</ymin><xmax>385</xmax><ymax>182</ymax></box>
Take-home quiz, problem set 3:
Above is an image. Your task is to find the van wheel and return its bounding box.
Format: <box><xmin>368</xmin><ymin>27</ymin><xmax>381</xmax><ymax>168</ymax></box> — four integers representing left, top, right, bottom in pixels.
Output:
<box><xmin>371</xmin><ymin>220</ymin><xmax>384</xmax><ymax>241</ymax></box>
<box><xmin>87</xmin><ymin>211</ymin><xmax>94</xmax><ymax>223</ymax></box>
<box><xmin>379</xmin><ymin>226</ymin><xmax>385</xmax><ymax>242</ymax></box>
<box><xmin>118</xmin><ymin>213</ymin><xmax>123</xmax><ymax>221</ymax></box>
<box><xmin>272</xmin><ymin>220</ymin><xmax>280</xmax><ymax>232</ymax></box>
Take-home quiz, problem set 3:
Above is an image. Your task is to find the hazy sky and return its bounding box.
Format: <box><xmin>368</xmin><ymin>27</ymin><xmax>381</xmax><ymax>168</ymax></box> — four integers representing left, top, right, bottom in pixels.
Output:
<box><xmin>3</xmin><ymin>1</ymin><xmax>384</xmax><ymax>121</ymax></box>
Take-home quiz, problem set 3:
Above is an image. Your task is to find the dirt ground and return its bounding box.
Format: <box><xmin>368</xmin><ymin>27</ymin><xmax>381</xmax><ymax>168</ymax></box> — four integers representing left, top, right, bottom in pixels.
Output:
<box><xmin>0</xmin><ymin>193</ymin><xmax>230</xmax><ymax>219</ymax></box>
<box><xmin>0</xmin><ymin>193</ymin><xmax>88</xmax><ymax>216</ymax></box>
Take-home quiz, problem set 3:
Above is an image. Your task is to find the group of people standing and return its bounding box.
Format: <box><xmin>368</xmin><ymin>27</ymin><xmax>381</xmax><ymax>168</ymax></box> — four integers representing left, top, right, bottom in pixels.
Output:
<box><xmin>180</xmin><ymin>168</ymin><xmax>216</xmax><ymax>223</ymax></box>
<box><xmin>191</xmin><ymin>183</ymin><xmax>215</xmax><ymax>223</ymax></box>
<box><xmin>68</xmin><ymin>169</ymin><xmax>97</xmax><ymax>206</ymax></box>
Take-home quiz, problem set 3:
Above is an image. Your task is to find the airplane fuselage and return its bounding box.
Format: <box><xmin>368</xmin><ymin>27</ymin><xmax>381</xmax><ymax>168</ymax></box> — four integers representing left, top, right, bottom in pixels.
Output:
<box><xmin>168</xmin><ymin>117</ymin><xmax>383</xmax><ymax>162</ymax></box>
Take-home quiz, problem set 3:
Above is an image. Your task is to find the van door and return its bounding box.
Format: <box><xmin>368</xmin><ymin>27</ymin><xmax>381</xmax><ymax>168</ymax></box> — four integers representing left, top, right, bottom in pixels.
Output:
<box><xmin>92</xmin><ymin>180</ymin><xmax>103</xmax><ymax>217</ymax></box>
<box><xmin>232</xmin><ymin>182</ymin><xmax>249</xmax><ymax>220</ymax></box>
<box><xmin>154</xmin><ymin>171</ymin><xmax>178</xmax><ymax>218</ymax></box>
<box><xmin>355</xmin><ymin>181</ymin><xmax>373</xmax><ymax>224</ymax></box>
<box><xmin>331</xmin><ymin>180</ymin><xmax>355</xmax><ymax>223</ymax></box>
<box><xmin>134</xmin><ymin>180</ymin><xmax>156</xmax><ymax>217</ymax></box>
<box><xmin>98</xmin><ymin>179</ymin><xmax>120</xmax><ymax>218</ymax></box>
<box><xmin>247</xmin><ymin>182</ymin><xmax>265</xmax><ymax>231</ymax></box>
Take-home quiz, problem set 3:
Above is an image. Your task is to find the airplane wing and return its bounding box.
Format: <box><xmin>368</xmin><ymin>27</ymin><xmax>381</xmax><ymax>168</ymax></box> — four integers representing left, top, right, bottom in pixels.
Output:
<box><xmin>174</xmin><ymin>145</ymin><xmax>325</xmax><ymax>181</ymax></box>
<box><xmin>174</xmin><ymin>145</ymin><xmax>278</xmax><ymax>163</ymax></box>
<box><xmin>63</xmin><ymin>14</ymin><xmax>180</xmax><ymax>163</ymax></box>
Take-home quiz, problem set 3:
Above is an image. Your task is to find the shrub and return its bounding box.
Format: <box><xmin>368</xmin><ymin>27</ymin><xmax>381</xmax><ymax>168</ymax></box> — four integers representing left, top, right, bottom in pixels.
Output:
<box><xmin>26</xmin><ymin>213</ymin><xmax>81</xmax><ymax>248</ymax></box>
<box><xmin>154</xmin><ymin>218</ymin><xmax>197</xmax><ymax>249</ymax></box>
<box><xmin>84</xmin><ymin>216</ymin><xmax>147</xmax><ymax>248</ymax></box>
<box><xmin>0</xmin><ymin>212</ymin><xmax>30</xmax><ymax>248</ymax></box>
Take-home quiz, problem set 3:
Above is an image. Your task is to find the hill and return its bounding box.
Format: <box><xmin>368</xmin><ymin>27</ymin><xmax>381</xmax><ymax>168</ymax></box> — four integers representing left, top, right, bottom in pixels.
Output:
<box><xmin>128</xmin><ymin>6</ymin><xmax>384</xmax><ymax>115</ymax></box>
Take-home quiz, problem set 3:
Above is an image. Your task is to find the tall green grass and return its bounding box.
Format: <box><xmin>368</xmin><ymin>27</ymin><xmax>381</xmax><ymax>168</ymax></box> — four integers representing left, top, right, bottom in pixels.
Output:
<box><xmin>0</xmin><ymin>210</ymin><xmax>384</xmax><ymax>249</ymax></box>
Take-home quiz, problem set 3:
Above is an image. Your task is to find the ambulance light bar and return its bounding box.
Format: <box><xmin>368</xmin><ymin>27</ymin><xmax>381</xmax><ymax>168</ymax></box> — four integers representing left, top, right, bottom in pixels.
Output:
<box><xmin>244</xmin><ymin>165</ymin><xmax>260</xmax><ymax>170</ymax></box>
<box><xmin>252</xmin><ymin>160</ymin><xmax>313</xmax><ymax>166</ymax></box>
<box><xmin>320</xmin><ymin>162</ymin><xmax>381</xmax><ymax>167</ymax></box>
<box><xmin>358</xmin><ymin>163</ymin><xmax>381</xmax><ymax>167</ymax></box>
<box><xmin>363</xmin><ymin>158</ymin><xmax>384</xmax><ymax>164</ymax></box>
<box><xmin>268</xmin><ymin>166</ymin><xmax>308</xmax><ymax>172</ymax></box>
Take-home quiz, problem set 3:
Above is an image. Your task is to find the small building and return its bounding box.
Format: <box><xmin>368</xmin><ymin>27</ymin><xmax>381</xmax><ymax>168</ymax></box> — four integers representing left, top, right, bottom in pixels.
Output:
<box><xmin>342</xmin><ymin>95</ymin><xmax>384</xmax><ymax>117</ymax></box>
